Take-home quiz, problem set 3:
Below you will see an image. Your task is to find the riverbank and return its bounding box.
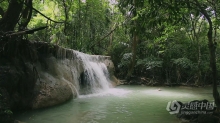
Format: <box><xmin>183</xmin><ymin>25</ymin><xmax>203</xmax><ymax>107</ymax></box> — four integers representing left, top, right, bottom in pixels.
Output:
<box><xmin>119</xmin><ymin>76</ymin><xmax>215</xmax><ymax>87</ymax></box>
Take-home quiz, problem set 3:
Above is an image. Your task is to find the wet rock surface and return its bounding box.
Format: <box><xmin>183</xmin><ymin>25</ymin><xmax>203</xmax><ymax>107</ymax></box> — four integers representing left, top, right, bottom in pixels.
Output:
<box><xmin>0</xmin><ymin>41</ymin><xmax>119</xmax><ymax>122</ymax></box>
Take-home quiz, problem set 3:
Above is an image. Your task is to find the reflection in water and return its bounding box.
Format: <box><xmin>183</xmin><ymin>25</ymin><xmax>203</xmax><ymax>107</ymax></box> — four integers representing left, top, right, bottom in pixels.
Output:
<box><xmin>15</xmin><ymin>86</ymin><xmax>215</xmax><ymax>123</ymax></box>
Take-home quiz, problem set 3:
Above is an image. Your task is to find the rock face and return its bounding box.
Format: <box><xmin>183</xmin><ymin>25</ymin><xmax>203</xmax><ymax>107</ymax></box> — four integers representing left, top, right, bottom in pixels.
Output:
<box><xmin>0</xmin><ymin>41</ymin><xmax>119</xmax><ymax>110</ymax></box>
<box><xmin>103</xmin><ymin>57</ymin><xmax>121</xmax><ymax>86</ymax></box>
<box><xmin>30</xmin><ymin>57</ymin><xmax>77</xmax><ymax>109</ymax></box>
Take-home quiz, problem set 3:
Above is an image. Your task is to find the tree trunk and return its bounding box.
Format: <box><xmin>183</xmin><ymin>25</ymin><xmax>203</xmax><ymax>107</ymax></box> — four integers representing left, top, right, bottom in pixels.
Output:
<box><xmin>191</xmin><ymin>16</ymin><xmax>203</xmax><ymax>85</ymax></box>
<box><xmin>0</xmin><ymin>0</ymin><xmax>24</xmax><ymax>32</ymax></box>
<box><xmin>205</xmin><ymin>15</ymin><xmax>220</xmax><ymax>109</ymax></box>
<box><xmin>194</xmin><ymin>0</ymin><xmax>220</xmax><ymax>109</ymax></box>
<box><xmin>127</xmin><ymin>32</ymin><xmax>138</xmax><ymax>79</ymax></box>
<box><xmin>126</xmin><ymin>0</ymin><xmax>139</xmax><ymax>79</ymax></box>
<box><xmin>207</xmin><ymin>26</ymin><xmax>220</xmax><ymax>108</ymax></box>
<box><xmin>19</xmin><ymin>0</ymin><xmax>32</xmax><ymax>31</ymax></box>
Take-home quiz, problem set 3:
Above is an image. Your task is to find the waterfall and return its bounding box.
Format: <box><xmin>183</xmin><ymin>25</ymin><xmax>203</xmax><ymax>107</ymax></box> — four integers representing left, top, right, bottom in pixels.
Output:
<box><xmin>71</xmin><ymin>51</ymin><xmax>112</xmax><ymax>95</ymax></box>
<box><xmin>27</xmin><ymin>42</ymin><xmax>117</xmax><ymax>109</ymax></box>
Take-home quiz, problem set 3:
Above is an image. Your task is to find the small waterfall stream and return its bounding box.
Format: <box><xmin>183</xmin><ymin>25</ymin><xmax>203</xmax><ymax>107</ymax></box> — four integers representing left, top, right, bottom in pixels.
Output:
<box><xmin>73</xmin><ymin>51</ymin><xmax>112</xmax><ymax>95</ymax></box>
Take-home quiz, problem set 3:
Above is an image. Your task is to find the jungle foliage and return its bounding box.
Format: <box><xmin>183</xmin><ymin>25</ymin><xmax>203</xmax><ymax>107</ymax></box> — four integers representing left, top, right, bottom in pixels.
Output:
<box><xmin>0</xmin><ymin>0</ymin><xmax>220</xmax><ymax>106</ymax></box>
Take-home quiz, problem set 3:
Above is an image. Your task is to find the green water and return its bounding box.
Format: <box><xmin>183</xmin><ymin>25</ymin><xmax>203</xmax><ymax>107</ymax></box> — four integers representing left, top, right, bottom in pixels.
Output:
<box><xmin>15</xmin><ymin>85</ymin><xmax>214</xmax><ymax>123</ymax></box>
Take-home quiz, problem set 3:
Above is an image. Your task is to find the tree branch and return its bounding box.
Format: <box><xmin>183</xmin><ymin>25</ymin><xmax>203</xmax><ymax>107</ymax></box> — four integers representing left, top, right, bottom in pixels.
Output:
<box><xmin>90</xmin><ymin>23</ymin><xmax>119</xmax><ymax>49</ymax></box>
<box><xmin>5</xmin><ymin>26</ymin><xmax>48</xmax><ymax>36</ymax></box>
<box><xmin>98</xmin><ymin>25</ymin><xmax>118</xmax><ymax>42</ymax></box>
<box><xmin>62</xmin><ymin>0</ymin><xmax>68</xmax><ymax>34</ymax></box>
<box><xmin>23</xmin><ymin>2</ymin><xmax>65</xmax><ymax>23</ymax></box>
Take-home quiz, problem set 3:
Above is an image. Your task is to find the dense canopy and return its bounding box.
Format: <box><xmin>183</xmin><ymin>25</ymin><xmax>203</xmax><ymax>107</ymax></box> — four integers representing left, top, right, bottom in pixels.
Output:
<box><xmin>1</xmin><ymin>0</ymin><xmax>220</xmax><ymax>109</ymax></box>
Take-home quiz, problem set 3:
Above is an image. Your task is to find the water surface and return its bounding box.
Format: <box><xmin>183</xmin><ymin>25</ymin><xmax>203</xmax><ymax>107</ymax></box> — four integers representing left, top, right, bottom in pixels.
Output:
<box><xmin>15</xmin><ymin>85</ymin><xmax>214</xmax><ymax>123</ymax></box>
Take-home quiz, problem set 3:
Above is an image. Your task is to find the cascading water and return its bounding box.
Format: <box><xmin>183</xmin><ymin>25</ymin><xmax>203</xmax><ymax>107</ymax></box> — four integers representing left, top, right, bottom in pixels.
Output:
<box><xmin>72</xmin><ymin>51</ymin><xmax>112</xmax><ymax>95</ymax></box>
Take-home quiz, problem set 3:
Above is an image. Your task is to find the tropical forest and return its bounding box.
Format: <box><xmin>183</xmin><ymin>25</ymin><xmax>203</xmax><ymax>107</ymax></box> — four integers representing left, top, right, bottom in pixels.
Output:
<box><xmin>0</xmin><ymin>0</ymin><xmax>220</xmax><ymax>123</ymax></box>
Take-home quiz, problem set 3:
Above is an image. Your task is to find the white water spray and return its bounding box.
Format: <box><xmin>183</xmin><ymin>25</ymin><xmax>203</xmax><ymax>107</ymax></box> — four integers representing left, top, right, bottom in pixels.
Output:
<box><xmin>71</xmin><ymin>51</ymin><xmax>112</xmax><ymax>95</ymax></box>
